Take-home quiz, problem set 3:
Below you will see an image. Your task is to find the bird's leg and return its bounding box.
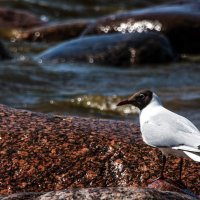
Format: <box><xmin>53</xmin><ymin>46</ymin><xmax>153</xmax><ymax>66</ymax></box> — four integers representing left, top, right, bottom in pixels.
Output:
<box><xmin>151</xmin><ymin>154</ymin><xmax>166</xmax><ymax>182</ymax></box>
<box><xmin>175</xmin><ymin>158</ymin><xmax>186</xmax><ymax>188</ymax></box>
<box><xmin>178</xmin><ymin>158</ymin><xmax>183</xmax><ymax>182</ymax></box>
<box><xmin>160</xmin><ymin>154</ymin><xmax>166</xmax><ymax>179</ymax></box>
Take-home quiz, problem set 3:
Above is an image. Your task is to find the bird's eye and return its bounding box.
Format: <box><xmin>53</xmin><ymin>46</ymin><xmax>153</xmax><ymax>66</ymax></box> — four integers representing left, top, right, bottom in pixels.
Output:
<box><xmin>139</xmin><ymin>93</ymin><xmax>145</xmax><ymax>99</ymax></box>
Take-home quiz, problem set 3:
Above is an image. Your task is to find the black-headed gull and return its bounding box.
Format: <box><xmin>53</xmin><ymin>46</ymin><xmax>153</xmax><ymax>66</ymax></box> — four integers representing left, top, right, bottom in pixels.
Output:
<box><xmin>117</xmin><ymin>89</ymin><xmax>200</xmax><ymax>181</ymax></box>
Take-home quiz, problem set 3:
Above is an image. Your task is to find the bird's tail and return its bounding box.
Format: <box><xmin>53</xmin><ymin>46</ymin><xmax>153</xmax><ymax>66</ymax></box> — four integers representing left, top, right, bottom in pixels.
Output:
<box><xmin>184</xmin><ymin>151</ymin><xmax>200</xmax><ymax>162</ymax></box>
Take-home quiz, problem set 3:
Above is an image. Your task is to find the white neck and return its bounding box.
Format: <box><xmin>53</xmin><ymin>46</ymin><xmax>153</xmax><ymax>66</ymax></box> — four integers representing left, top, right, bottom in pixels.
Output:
<box><xmin>139</xmin><ymin>93</ymin><xmax>163</xmax><ymax>124</ymax></box>
<box><xmin>147</xmin><ymin>92</ymin><xmax>162</xmax><ymax>108</ymax></box>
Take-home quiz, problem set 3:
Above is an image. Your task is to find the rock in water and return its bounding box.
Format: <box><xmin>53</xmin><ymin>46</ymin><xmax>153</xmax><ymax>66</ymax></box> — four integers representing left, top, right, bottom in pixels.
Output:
<box><xmin>0</xmin><ymin>7</ymin><xmax>44</xmax><ymax>28</ymax></box>
<box><xmin>83</xmin><ymin>0</ymin><xmax>200</xmax><ymax>54</ymax></box>
<box><xmin>0</xmin><ymin>41</ymin><xmax>11</xmax><ymax>60</ymax></box>
<box><xmin>16</xmin><ymin>21</ymin><xmax>89</xmax><ymax>42</ymax></box>
<box><xmin>36</xmin><ymin>32</ymin><xmax>175</xmax><ymax>65</ymax></box>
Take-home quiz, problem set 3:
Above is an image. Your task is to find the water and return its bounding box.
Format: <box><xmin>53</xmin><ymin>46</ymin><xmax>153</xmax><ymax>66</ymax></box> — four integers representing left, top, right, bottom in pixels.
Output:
<box><xmin>0</xmin><ymin>0</ymin><xmax>200</xmax><ymax>127</ymax></box>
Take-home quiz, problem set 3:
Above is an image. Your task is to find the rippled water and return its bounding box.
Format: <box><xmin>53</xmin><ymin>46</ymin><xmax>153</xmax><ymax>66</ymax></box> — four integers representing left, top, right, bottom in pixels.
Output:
<box><xmin>0</xmin><ymin>0</ymin><xmax>200</xmax><ymax>127</ymax></box>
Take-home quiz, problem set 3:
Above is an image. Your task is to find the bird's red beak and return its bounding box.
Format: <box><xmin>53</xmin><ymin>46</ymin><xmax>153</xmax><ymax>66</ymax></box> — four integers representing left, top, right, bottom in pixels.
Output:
<box><xmin>117</xmin><ymin>99</ymin><xmax>131</xmax><ymax>106</ymax></box>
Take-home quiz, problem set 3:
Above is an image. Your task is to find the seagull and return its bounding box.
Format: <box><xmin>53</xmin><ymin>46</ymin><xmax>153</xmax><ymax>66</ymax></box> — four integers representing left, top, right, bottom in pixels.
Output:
<box><xmin>117</xmin><ymin>89</ymin><xmax>200</xmax><ymax>182</ymax></box>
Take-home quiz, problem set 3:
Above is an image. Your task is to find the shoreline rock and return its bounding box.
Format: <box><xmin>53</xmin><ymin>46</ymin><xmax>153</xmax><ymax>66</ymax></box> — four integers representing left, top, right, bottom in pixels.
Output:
<box><xmin>0</xmin><ymin>104</ymin><xmax>199</xmax><ymax>196</ymax></box>
<box><xmin>36</xmin><ymin>32</ymin><xmax>175</xmax><ymax>65</ymax></box>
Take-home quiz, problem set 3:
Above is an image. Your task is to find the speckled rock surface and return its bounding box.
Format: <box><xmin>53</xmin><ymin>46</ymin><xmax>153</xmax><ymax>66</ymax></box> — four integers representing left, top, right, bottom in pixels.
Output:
<box><xmin>0</xmin><ymin>188</ymin><xmax>195</xmax><ymax>200</ymax></box>
<box><xmin>0</xmin><ymin>104</ymin><xmax>199</xmax><ymax>195</ymax></box>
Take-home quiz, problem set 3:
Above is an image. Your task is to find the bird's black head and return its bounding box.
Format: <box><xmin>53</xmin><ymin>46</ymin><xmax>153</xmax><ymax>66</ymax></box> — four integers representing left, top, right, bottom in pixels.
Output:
<box><xmin>117</xmin><ymin>89</ymin><xmax>153</xmax><ymax>110</ymax></box>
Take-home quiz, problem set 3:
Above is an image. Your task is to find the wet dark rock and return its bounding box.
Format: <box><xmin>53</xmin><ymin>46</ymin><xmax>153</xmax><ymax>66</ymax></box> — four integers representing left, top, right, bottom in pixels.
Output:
<box><xmin>0</xmin><ymin>7</ymin><xmax>44</xmax><ymax>29</ymax></box>
<box><xmin>0</xmin><ymin>188</ymin><xmax>195</xmax><ymax>200</ymax></box>
<box><xmin>83</xmin><ymin>0</ymin><xmax>200</xmax><ymax>54</ymax></box>
<box><xmin>36</xmin><ymin>32</ymin><xmax>175</xmax><ymax>65</ymax></box>
<box><xmin>0</xmin><ymin>104</ymin><xmax>199</xmax><ymax>196</ymax></box>
<box><xmin>16</xmin><ymin>20</ymin><xmax>89</xmax><ymax>42</ymax></box>
<box><xmin>0</xmin><ymin>41</ymin><xmax>12</xmax><ymax>60</ymax></box>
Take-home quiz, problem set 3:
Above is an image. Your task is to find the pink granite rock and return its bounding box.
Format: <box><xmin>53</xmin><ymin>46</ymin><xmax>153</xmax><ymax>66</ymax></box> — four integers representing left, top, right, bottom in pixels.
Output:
<box><xmin>0</xmin><ymin>104</ymin><xmax>199</xmax><ymax>196</ymax></box>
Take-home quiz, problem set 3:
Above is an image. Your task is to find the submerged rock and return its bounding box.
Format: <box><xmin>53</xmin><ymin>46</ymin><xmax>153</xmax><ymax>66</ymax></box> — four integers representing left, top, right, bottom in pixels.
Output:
<box><xmin>15</xmin><ymin>20</ymin><xmax>89</xmax><ymax>42</ymax></box>
<box><xmin>83</xmin><ymin>0</ymin><xmax>200</xmax><ymax>54</ymax></box>
<box><xmin>0</xmin><ymin>41</ymin><xmax>12</xmax><ymax>60</ymax></box>
<box><xmin>0</xmin><ymin>7</ymin><xmax>44</xmax><ymax>29</ymax></box>
<box><xmin>36</xmin><ymin>32</ymin><xmax>175</xmax><ymax>66</ymax></box>
<box><xmin>0</xmin><ymin>104</ymin><xmax>199</xmax><ymax>196</ymax></box>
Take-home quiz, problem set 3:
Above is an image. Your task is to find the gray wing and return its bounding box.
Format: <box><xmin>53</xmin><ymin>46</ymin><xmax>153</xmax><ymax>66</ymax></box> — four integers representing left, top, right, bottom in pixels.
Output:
<box><xmin>141</xmin><ymin>109</ymin><xmax>200</xmax><ymax>150</ymax></box>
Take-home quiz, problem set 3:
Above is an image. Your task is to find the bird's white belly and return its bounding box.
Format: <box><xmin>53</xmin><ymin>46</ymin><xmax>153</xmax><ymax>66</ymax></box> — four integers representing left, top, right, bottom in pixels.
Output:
<box><xmin>140</xmin><ymin>122</ymin><xmax>168</xmax><ymax>147</ymax></box>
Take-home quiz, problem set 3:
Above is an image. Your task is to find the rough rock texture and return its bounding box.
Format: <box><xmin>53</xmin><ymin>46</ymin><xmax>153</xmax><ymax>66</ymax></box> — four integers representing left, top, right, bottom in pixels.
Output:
<box><xmin>0</xmin><ymin>104</ymin><xmax>199</xmax><ymax>195</ymax></box>
<box><xmin>0</xmin><ymin>188</ymin><xmax>195</xmax><ymax>200</ymax></box>
<box><xmin>36</xmin><ymin>32</ymin><xmax>175</xmax><ymax>65</ymax></box>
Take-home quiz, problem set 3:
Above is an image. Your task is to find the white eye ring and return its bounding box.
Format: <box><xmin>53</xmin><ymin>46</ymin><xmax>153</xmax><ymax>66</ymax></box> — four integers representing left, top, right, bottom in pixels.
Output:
<box><xmin>139</xmin><ymin>94</ymin><xmax>145</xmax><ymax>99</ymax></box>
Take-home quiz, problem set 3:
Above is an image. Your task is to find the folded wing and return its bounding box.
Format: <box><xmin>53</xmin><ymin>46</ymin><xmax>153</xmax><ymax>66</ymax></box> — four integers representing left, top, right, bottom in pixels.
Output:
<box><xmin>141</xmin><ymin>108</ymin><xmax>200</xmax><ymax>154</ymax></box>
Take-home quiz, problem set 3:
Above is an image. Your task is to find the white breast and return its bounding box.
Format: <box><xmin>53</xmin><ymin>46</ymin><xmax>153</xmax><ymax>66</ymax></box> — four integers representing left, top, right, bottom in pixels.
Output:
<box><xmin>140</xmin><ymin>93</ymin><xmax>162</xmax><ymax>122</ymax></box>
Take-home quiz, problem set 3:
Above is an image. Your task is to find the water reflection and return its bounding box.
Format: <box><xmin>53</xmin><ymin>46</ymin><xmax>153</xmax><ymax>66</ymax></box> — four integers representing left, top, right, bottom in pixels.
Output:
<box><xmin>100</xmin><ymin>20</ymin><xmax>162</xmax><ymax>34</ymax></box>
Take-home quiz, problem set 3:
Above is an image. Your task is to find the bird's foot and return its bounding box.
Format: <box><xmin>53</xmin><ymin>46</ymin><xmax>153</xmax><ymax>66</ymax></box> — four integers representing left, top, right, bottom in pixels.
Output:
<box><xmin>174</xmin><ymin>179</ymin><xmax>187</xmax><ymax>189</ymax></box>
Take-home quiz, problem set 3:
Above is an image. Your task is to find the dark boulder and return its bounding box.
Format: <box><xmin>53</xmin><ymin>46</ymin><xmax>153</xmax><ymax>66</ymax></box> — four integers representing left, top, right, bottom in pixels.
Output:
<box><xmin>0</xmin><ymin>41</ymin><xmax>11</xmax><ymax>60</ymax></box>
<box><xmin>36</xmin><ymin>32</ymin><xmax>175</xmax><ymax>66</ymax></box>
<box><xmin>83</xmin><ymin>0</ymin><xmax>200</xmax><ymax>54</ymax></box>
<box><xmin>15</xmin><ymin>20</ymin><xmax>89</xmax><ymax>42</ymax></box>
<box><xmin>0</xmin><ymin>7</ymin><xmax>44</xmax><ymax>29</ymax></box>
